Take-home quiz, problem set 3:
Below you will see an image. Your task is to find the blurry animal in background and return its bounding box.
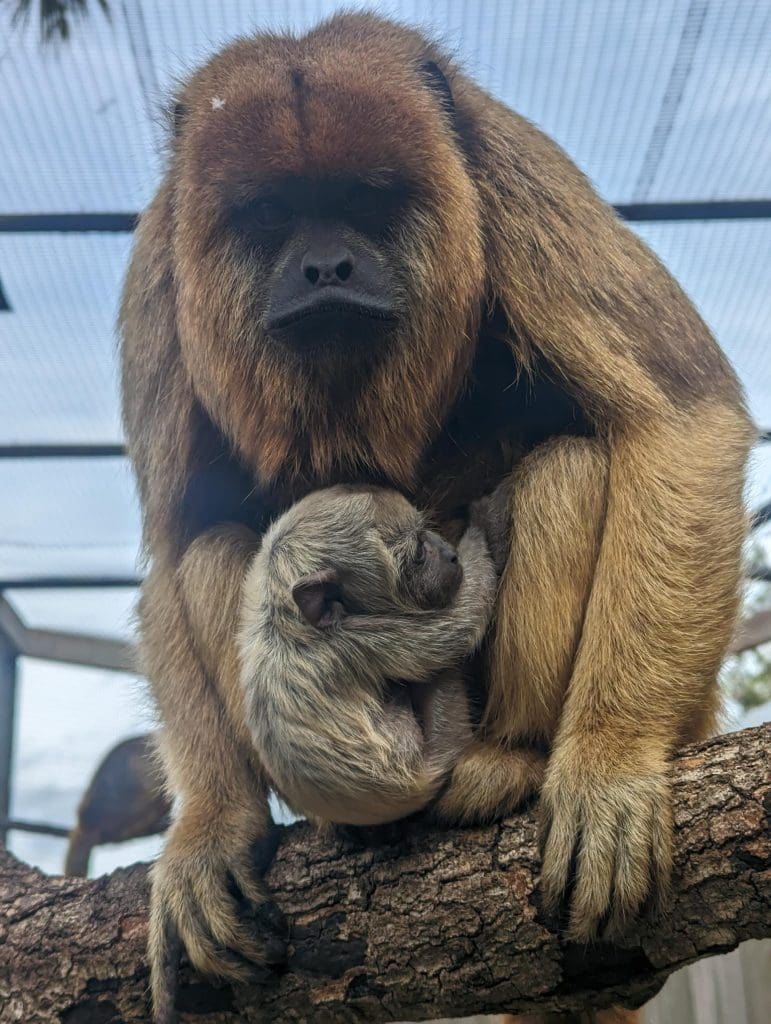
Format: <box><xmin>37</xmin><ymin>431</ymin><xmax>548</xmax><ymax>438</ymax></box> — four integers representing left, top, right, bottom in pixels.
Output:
<box><xmin>64</xmin><ymin>734</ymin><xmax>171</xmax><ymax>877</ymax></box>
<box><xmin>120</xmin><ymin>12</ymin><xmax>753</xmax><ymax>1021</ymax></box>
<box><xmin>239</xmin><ymin>484</ymin><xmax>498</xmax><ymax>826</ymax></box>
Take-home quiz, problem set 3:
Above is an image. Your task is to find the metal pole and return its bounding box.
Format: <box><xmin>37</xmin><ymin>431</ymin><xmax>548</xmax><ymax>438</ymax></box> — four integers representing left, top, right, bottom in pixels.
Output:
<box><xmin>0</xmin><ymin>632</ymin><xmax>18</xmax><ymax>848</ymax></box>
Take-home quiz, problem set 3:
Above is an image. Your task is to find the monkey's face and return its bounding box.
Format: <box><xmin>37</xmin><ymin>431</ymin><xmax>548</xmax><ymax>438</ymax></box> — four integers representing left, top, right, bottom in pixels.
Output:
<box><xmin>169</xmin><ymin>21</ymin><xmax>486</xmax><ymax>486</ymax></box>
<box><xmin>235</xmin><ymin>175</ymin><xmax>405</xmax><ymax>353</ymax></box>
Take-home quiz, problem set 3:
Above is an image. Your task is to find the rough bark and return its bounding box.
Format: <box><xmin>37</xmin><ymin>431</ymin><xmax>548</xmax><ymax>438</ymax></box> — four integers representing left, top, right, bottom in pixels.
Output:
<box><xmin>1</xmin><ymin>724</ymin><xmax>769</xmax><ymax>1024</ymax></box>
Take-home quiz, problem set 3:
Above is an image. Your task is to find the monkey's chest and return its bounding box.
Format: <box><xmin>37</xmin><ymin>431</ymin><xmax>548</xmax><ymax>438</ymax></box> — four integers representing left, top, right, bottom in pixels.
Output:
<box><xmin>412</xmin><ymin>342</ymin><xmax>590</xmax><ymax>532</ymax></box>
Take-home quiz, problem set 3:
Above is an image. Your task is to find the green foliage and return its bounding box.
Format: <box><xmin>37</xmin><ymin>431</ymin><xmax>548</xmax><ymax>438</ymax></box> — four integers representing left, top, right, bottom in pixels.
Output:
<box><xmin>724</xmin><ymin>533</ymin><xmax>771</xmax><ymax>711</ymax></box>
<box><xmin>7</xmin><ymin>0</ymin><xmax>110</xmax><ymax>43</ymax></box>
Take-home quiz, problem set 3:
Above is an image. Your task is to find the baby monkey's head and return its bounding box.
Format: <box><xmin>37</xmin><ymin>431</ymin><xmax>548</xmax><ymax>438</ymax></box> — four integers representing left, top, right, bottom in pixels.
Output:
<box><xmin>240</xmin><ymin>485</ymin><xmax>497</xmax><ymax>826</ymax></box>
<box><xmin>276</xmin><ymin>486</ymin><xmax>463</xmax><ymax>629</ymax></box>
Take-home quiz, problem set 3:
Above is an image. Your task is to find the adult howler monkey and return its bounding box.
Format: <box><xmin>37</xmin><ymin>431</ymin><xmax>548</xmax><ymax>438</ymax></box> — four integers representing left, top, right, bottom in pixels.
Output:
<box><xmin>120</xmin><ymin>13</ymin><xmax>753</xmax><ymax>1021</ymax></box>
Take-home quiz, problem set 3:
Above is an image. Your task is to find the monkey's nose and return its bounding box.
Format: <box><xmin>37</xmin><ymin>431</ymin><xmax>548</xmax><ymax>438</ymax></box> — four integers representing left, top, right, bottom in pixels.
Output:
<box><xmin>301</xmin><ymin>249</ymin><xmax>355</xmax><ymax>286</ymax></box>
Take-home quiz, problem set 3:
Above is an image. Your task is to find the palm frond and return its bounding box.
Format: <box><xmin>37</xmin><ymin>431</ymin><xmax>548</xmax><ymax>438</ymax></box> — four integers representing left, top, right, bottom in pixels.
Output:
<box><xmin>8</xmin><ymin>0</ymin><xmax>110</xmax><ymax>44</ymax></box>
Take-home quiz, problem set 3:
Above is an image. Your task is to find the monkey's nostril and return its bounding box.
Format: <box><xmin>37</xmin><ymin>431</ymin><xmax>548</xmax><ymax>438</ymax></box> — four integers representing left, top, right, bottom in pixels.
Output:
<box><xmin>304</xmin><ymin>265</ymin><xmax>320</xmax><ymax>285</ymax></box>
<box><xmin>336</xmin><ymin>259</ymin><xmax>353</xmax><ymax>281</ymax></box>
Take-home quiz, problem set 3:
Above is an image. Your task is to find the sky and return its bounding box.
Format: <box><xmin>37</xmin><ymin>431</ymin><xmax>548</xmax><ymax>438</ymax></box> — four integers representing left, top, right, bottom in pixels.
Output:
<box><xmin>1</xmin><ymin>0</ymin><xmax>770</xmax><ymax>875</ymax></box>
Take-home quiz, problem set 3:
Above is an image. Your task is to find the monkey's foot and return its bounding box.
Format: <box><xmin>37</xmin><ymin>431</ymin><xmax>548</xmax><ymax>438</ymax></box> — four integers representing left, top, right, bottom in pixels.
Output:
<box><xmin>432</xmin><ymin>742</ymin><xmax>546</xmax><ymax>825</ymax></box>
<box><xmin>149</xmin><ymin>814</ymin><xmax>287</xmax><ymax>1022</ymax></box>
<box><xmin>538</xmin><ymin>740</ymin><xmax>673</xmax><ymax>942</ymax></box>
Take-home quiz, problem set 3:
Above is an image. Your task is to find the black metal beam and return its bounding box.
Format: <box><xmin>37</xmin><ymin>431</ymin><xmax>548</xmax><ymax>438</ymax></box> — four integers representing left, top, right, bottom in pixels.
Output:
<box><xmin>1</xmin><ymin>202</ymin><xmax>770</xmax><ymax>235</ymax></box>
<box><xmin>614</xmin><ymin>200</ymin><xmax>771</xmax><ymax>222</ymax></box>
<box><xmin>0</xmin><ymin>817</ymin><xmax>71</xmax><ymax>839</ymax></box>
<box><xmin>0</xmin><ymin>431</ymin><xmax>767</xmax><ymax>461</ymax></box>
<box><xmin>0</xmin><ymin>444</ymin><xmax>125</xmax><ymax>458</ymax></box>
<box><xmin>0</xmin><ymin>634</ymin><xmax>17</xmax><ymax>847</ymax></box>
<box><xmin>0</xmin><ymin>213</ymin><xmax>137</xmax><ymax>232</ymax></box>
<box><xmin>0</xmin><ymin>577</ymin><xmax>141</xmax><ymax>590</ymax></box>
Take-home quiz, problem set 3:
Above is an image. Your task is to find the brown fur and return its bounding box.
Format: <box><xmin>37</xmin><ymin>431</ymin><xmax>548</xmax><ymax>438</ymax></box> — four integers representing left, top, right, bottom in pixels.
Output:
<box><xmin>120</xmin><ymin>13</ymin><xmax>754</xmax><ymax>1022</ymax></box>
<box><xmin>64</xmin><ymin>735</ymin><xmax>171</xmax><ymax>877</ymax></box>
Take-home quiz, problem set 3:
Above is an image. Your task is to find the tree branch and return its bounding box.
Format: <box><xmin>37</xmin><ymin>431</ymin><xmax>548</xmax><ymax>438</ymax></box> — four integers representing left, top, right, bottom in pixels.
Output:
<box><xmin>2</xmin><ymin>724</ymin><xmax>769</xmax><ymax>1023</ymax></box>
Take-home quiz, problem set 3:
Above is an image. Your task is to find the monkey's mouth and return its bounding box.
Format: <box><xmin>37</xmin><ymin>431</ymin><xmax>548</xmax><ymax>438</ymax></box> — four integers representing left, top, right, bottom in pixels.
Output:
<box><xmin>265</xmin><ymin>294</ymin><xmax>399</xmax><ymax>334</ymax></box>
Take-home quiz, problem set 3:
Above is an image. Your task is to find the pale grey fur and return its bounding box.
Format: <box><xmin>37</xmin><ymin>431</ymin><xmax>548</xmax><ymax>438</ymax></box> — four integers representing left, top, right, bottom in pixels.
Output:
<box><xmin>239</xmin><ymin>486</ymin><xmax>497</xmax><ymax>825</ymax></box>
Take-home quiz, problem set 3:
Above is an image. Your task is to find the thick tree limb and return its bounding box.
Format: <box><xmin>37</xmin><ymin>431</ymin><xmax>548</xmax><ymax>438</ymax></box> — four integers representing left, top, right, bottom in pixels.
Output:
<box><xmin>1</xmin><ymin>725</ymin><xmax>769</xmax><ymax>1023</ymax></box>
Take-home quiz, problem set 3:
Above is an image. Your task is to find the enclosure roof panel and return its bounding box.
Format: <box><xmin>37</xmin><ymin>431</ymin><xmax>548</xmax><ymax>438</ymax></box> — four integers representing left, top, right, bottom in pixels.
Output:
<box><xmin>1</xmin><ymin>0</ymin><xmax>769</xmax><ymax>603</ymax></box>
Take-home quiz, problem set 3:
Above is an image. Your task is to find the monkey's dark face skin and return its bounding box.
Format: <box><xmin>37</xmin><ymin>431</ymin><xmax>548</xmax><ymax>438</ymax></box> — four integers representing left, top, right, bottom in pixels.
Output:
<box><xmin>399</xmin><ymin>528</ymin><xmax>462</xmax><ymax>610</ymax></box>
<box><xmin>229</xmin><ymin>175</ymin><xmax>406</xmax><ymax>354</ymax></box>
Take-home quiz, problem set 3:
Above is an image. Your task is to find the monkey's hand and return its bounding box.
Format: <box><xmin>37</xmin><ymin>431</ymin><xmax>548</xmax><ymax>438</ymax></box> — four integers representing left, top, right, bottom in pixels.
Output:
<box><xmin>149</xmin><ymin>810</ymin><xmax>287</xmax><ymax>1023</ymax></box>
<box><xmin>469</xmin><ymin>476</ymin><xmax>515</xmax><ymax>576</ymax></box>
<box><xmin>538</xmin><ymin>739</ymin><xmax>673</xmax><ymax>942</ymax></box>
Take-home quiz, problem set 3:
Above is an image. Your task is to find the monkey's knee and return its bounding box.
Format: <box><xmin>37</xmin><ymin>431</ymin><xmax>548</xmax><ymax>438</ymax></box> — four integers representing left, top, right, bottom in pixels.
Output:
<box><xmin>432</xmin><ymin>743</ymin><xmax>546</xmax><ymax>825</ymax></box>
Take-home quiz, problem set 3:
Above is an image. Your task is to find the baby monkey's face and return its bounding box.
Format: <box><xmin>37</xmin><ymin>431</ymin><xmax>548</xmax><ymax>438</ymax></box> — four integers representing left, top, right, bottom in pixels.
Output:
<box><xmin>373</xmin><ymin>490</ymin><xmax>463</xmax><ymax>611</ymax></box>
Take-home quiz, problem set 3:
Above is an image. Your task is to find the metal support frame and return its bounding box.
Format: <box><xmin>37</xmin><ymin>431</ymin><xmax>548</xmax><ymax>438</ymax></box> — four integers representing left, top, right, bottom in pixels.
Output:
<box><xmin>1</xmin><ymin>202</ymin><xmax>770</xmax><ymax>237</ymax></box>
<box><xmin>0</xmin><ymin>595</ymin><xmax>136</xmax><ymax>846</ymax></box>
<box><xmin>0</xmin><ymin>597</ymin><xmax>135</xmax><ymax>673</ymax></box>
<box><xmin>0</xmin><ymin>624</ymin><xmax>18</xmax><ymax>847</ymax></box>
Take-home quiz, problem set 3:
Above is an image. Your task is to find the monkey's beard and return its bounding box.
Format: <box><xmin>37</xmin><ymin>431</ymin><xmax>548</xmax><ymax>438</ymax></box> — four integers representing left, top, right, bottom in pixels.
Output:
<box><xmin>237</xmin><ymin>313</ymin><xmax>477</xmax><ymax>495</ymax></box>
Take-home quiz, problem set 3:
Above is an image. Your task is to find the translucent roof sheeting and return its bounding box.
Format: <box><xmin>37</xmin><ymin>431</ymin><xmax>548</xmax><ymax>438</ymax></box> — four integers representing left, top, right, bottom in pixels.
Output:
<box><xmin>1</xmin><ymin>0</ymin><xmax>770</xmax><ymax>629</ymax></box>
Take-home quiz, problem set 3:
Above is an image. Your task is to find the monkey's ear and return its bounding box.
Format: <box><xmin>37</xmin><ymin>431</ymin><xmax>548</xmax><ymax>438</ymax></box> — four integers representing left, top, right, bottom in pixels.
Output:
<box><xmin>419</xmin><ymin>60</ymin><xmax>455</xmax><ymax>119</ymax></box>
<box><xmin>292</xmin><ymin>569</ymin><xmax>345</xmax><ymax>629</ymax></box>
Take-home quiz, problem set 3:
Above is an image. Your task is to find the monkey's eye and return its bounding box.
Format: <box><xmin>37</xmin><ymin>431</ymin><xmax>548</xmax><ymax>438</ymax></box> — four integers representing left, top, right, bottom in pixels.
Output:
<box><xmin>251</xmin><ymin>198</ymin><xmax>293</xmax><ymax>230</ymax></box>
<box><xmin>345</xmin><ymin>183</ymin><xmax>382</xmax><ymax>219</ymax></box>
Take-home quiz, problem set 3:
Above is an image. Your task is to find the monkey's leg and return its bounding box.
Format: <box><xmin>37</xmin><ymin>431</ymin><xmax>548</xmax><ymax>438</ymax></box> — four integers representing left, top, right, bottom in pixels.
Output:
<box><xmin>142</xmin><ymin>526</ymin><xmax>286</xmax><ymax>1022</ymax></box>
<box><xmin>436</xmin><ymin>436</ymin><xmax>608</xmax><ymax>825</ymax></box>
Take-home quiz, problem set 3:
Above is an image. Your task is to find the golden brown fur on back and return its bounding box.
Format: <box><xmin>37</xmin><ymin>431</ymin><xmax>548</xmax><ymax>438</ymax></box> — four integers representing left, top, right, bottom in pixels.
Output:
<box><xmin>120</xmin><ymin>13</ymin><xmax>754</xmax><ymax>1023</ymax></box>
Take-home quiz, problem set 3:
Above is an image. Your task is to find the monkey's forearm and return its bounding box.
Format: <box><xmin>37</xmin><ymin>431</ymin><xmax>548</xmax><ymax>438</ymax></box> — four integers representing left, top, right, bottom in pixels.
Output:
<box><xmin>140</xmin><ymin>560</ymin><xmax>266</xmax><ymax>810</ymax></box>
<box><xmin>175</xmin><ymin>524</ymin><xmax>262</xmax><ymax>750</ymax></box>
<box><xmin>555</xmin><ymin>404</ymin><xmax>751</xmax><ymax>749</ymax></box>
<box><xmin>537</xmin><ymin>402</ymin><xmax>753</xmax><ymax>940</ymax></box>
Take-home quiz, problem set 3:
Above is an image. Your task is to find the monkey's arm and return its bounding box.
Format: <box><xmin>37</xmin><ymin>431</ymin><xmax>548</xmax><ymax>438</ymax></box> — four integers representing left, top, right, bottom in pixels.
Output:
<box><xmin>141</xmin><ymin>533</ymin><xmax>287</xmax><ymax>1023</ymax></box>
<box><xmin>121</xmin><ymin>189</ymin><xmax>285</xmax><ymax>1023</ymax></box>
<box><xmin>343</xmin><ymin>524</ymin><xmax>497</xmax><ymax>681</ymax></box>
<box><xmin>467</xmin><ymin>93</ymin><xmax>755</xmax><ymax>939</ymax></box>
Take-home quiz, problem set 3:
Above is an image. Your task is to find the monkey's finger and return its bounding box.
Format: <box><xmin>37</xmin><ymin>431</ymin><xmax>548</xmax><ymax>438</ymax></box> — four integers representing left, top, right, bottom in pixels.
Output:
<box><xmin>210</xmin><ymin>907</ymin><xmax>287</xmax><ymax>969</ymax></box>
<box><xmin>228</xmin><ymin>866</ymin><xmax>289</xmax><ymax>949</ymax></box>
<box><xmin>602</xmin><ymin>804</ymin><xmax>652</xmax><ymax>941</ymax></box>
<box><xmin>149</xmin><ymin>906</ymin><xmax>182</xmax><ymax>1024</ymax></box>
<box><xmin>195</xmin><ymin>878</ymin><xmax>287</xmax><ymax>967</ymax></box>
<box><xmin>539</xmin><ymin>802</ymin><xmax>581</xmax><ymax>916</ymax></box>
<box><xmin>566</xmin><ymin>803</ymin><xmax>618</xmax><ymax>942</ymax></box>
<box><xmin>174</xmin><ymin>898</ymin><xmax>257</xmax><ymax>984</ymax></box>
<box><xmin>229</xmin><ymin>860</ymin><xmax>277</xmax><ymax>915</ymax></box>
